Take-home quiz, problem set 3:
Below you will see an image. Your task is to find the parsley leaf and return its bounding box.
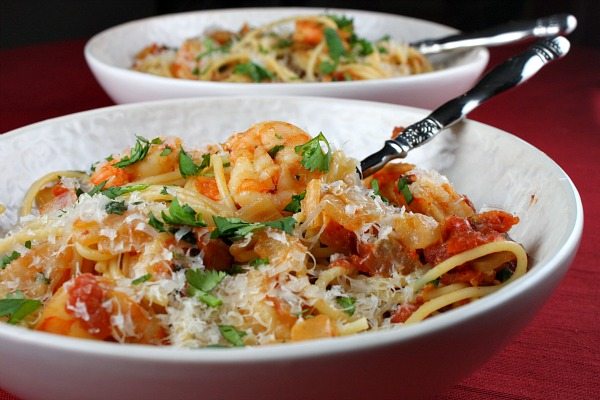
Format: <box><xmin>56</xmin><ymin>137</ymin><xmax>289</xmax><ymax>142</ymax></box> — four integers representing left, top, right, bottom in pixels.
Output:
<box><xmin>276</xmin><ymin>38</ymin><xmax>293</xmax><ymax>48</ymax></box>
<box><xmin>336</xmin><ymin>296</ymin><xmax>356</xmax><ymax>316</ymax></box>
<box><xmin>132</xmin><ymin>273</ymin><xmax>152</xmax><ymax>285</ymax></box>
<box><xmin>179</xmin><ymin>149</ymin><xmax>210</xmax><ymax>178</ymax></box>
<box><xmin>88</xmin><ymin>181</ymin><xmax>107</xmax><ymax>196</ymax></box>
<box><xmin>148</xmin><ymin>212</ymin><xmax>166</xmax><ymax>232</ymax></box>
<box><xmin>324</xmin><ymin>27</ymin><xmax>345</xmax><ymax>63</ymax></box>
<box><xmin>105</xmin><ymin>200</ymin><xmax>127</xmax><ymax>215</ymax></box>
<box><xmin>398</xmin><ymin>176</ymin><xmax>414</xmax><ymax>204</ymax></box>
<box><xmin>0</xmin><ymin>251</ymin><xmax>20</xmax><ymax>270</ymax></box>
<box><xmin>186</xmin><ymin>269</ymin><xmax>227</xmax><ymax>292</ymax></box>
<box><xmin>90</xmin><ymin>183</ymin><xmax>149</xmax><ymax>199</ymax></box>
<box><xmin>24</xmin><ymin>241</ymin><xmax>32</xmax><ymax>249</ymax></box>
<box><xmin>350</xmin><ymin>35</ymin><xmax>374</xmax><ymax>56</ymax></box>
<box><xmin>267</xmin><ymin>144</ymin><xmax>284</xmax><ymax>158</ymax></box>
<box><xmin>160</xmin><ymin>146</ymin><xmax>172</xmax><ymax>157</ymax></box>
<box><xmin>319</xmin><ymin>60</ymin><xmax>337</xmax><ymax>75</ymax></box>
<box><xmin>0</xmin><ymin>292</ymin><xmax>42</xmax><ymax>324</ymax></box>
<box><xmin>161</xmin><ymin>198</ymin><xmax>206</xmax><ymax>227</ymax></box>
<box><xmin>179</xmin><ymin>147</ymin><xmax>202</xmax><ymax>177</ymax></box>
<box><xmin>114</xmin><ymin>136</ymin><xmax>151</xmax><ymax>168</ymax></box>
<box><xmin>233</xmin><ymin>62</ymin><xmax>273</xmax><ymax>82</ymax></box>
<box><xmin>211</xmin><ymin>216</ymin><xmax>296</xmax><ymax>239</ymax></box>
<box><xmin>294</xmin><ymin>132</ymin><xmax>332</xmax><ymax>172</ymax></box>
<box><xmin>370</xmin><ymin>179</ymin><xmax>388</xmax><ymax>203</ymax></box>
<box><xmin>186</xmin><ymin>269</ymin><xmax>227</xmax><ymax>307</ymax></box>
<box><xmin>218</xmin><ymin>325</ymin><xmax>246</xmax><ymax>347</ymax></box>
<box><xmin>249</xmin><ymin>258</ymin><xmax>269</xmax><ymax>267</ymax></box>
<box><xmin>327</xmin><ymin>15</ymin><xmax>354</xmax><ymax>30</ymax></box>
<box><xmin>283</xmin><ymin>191</ymin><xmax>306</xmax><ymax>213</ymax></box>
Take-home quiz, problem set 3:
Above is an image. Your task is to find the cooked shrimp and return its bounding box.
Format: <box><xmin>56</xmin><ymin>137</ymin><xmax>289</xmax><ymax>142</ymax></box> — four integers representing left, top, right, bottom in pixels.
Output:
<box><xmin>0</xmin><ymin>243</ymin><xmax>78</xmax><ymax>299</ymax></box>
<box><xmin>171</xmin><ymin>38</ymin><xmax>203</xmax><ymax>79</ymax></box>
<box><xmin>367</xmin><ymin>162</ymin><xmax>475</xmax><ymax>222</ymax></box>
<box><xmin>225</xmin><ymin>121</ymin><xmax>320</xmax><ymax>211</ymax></box>
<box><xmin>90</xmin><ymin>137</ymin><xmax>180</xmax><ymax>187</ymax></box>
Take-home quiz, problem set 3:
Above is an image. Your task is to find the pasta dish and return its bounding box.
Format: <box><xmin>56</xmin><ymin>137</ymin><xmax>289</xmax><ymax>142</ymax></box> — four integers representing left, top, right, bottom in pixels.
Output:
<box><xmin>0</xmin><ymin>121</ymin><xmax>527</xmax><ymax>347</ymax></box>
<box><xmin>132</xmin><ymin>14</ymin><xmax>432</xmax><ymax>82</ymax></box>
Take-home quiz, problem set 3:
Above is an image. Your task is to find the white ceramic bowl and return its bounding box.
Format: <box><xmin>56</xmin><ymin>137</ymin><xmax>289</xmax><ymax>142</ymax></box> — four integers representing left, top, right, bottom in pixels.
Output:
<box><xmin>84</xmin><ymin>7</ymin><xmax>489</xmax><ymax>109</ymax></box>
<box><xmin>0</xmin><ymin>97</ymin><xmax>582</xmax><ymax>400</ymax></box>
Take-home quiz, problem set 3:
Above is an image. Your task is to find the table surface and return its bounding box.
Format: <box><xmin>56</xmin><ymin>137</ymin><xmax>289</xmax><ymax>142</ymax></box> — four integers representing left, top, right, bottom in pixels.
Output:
<box><xmin>1</xmin><ymin>38</ymin><xmax>599</xmax><ymax>400</ymax></box>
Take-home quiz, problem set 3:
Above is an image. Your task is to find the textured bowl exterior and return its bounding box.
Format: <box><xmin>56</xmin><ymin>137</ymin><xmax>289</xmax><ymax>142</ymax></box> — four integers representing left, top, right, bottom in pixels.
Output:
<box><xmin>0</xmin><ymin>97</ymin><xmax>582</xmax><ymax>400</ymax></box>
<box><xmin>84</xmin><ymin>7</ymin><xmax>489</xmax><ymax>109</ymax></box>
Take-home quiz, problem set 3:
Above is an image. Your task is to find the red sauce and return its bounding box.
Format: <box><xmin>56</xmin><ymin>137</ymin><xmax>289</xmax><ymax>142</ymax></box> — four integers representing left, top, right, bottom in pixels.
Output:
<box><xmin>66</xmin><ymin>273</ymin><xmax>112</xmax><ymax>338</ymax></box>
<box><xmin>319</xmin><ymin>221</ymin><xmax>357</xmax><ymax>255</ymax></box>
<box><xmin>424</xmin><ymin>211</ymin><xmax>519</xmax><ymax>266</ymax></box>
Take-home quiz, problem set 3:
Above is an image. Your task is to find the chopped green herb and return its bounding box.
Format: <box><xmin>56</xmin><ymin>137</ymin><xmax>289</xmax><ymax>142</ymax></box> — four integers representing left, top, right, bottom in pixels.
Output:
<box><xmin>114</xmin><ymin>136</ymin><xmax>151</xmax><ymax>168</ymax></box>
<box><xmin>267</xmin><ymin>144</ymin><xmax>285</xmax><ymax>158</ymax></box>
<box><xmin>211</xmin><ymin>216</ymin><xmax>296</xmax><ymax>239</ymax></box>
<box><xmin>276</xmin><ymin>38</ymin><xmax>293</xmax><ymax>48</ymax></box>
<box><xmin>0</xmin><ymin>291</ymin><xmax>42</xmax><ymax>324</ymax></box>
<box><xmin>327</xmin><ymin>15</ymin><xmax>354</xmax><ymax>30</ymax></box>
<box><xmin>397</xmin><ymin>176</ymin><xmax>414</xmax><ymax>204</ymax></box>
<box><xmin>161</xmin><ymin>198</ymin><xmax>206</xmax><ymax>227</ymax></box>
<box><xmin>160</xmin><ymin>186</ymin><xmax>169</xmax><ymax>195</ymax></box>
<box><xmin>233</xmin><ymin>62</ymin><xmax>273</xmax><ymax>82</ymax></box>
<box><xmin>179</xmin><ymin>147</ymin><xmax>202</xmax><ymax>177</ymax></box>
<box><xmin>186</xmin><ymin>269</ymin><xmax>227</xmax><ymax>307</ymax></box>
<box><xmin>370</xmin><ymin>179</ymin><xmax>388</xmax><ymax>203</ymax></box>
<box><xmin>88</xmin><ymin>181</ymin><xmax>108</xmax><ymax>196</ymax></box>
<box><xmin>132</xmin><ymin>273</ymin><xmax>152</xmax><ymax>285</ymax></box>
<box><xmin>105</xmin><ymin>200</ymin><xmax>127</xmax><ymax>215</ymax></box>
<box><xmin>336</xmin><ymin>296</ymin><xmax>356</xmax><ymax>316</ymax></box>
<box><xmin>105</xmin><ymin>155</ymin><xmax>114</xmax><ymax>162</ymax></box>
<box><xmin>196</xmin><ymin>38</ymin><xmax>231</xmax><ymax>60</ymax></box>
<box><xmin>351</xmin><ymin>36</ymin><xmax>374</xmax><ymax>56</ymax></box>
<box><xmin>218</xmin><ymin>325</ymin><xmax>246</xmax><ymax>347</ymax></box>
<box><xmin>0</xmin><ymin>251</ymin><xmax>20</xmax><ymax>269</ymax></box>
<box><xmin>148</xmin><ymin>212</ymin><xmax>166</xmax><ymax>232</ymax></box>
<box><xmin>319</xmin><ymin>60</ymin><xmax>337</xmax><ymax>75</ymax></box>
<box><xmin>24</xmin><ymin>241</ymin><xmax>32</xmax><ymax>249</ymax></box>
<box><xmin>324</xmin><ymin>27</ymin><xmax>345</xmax><ymax>63</ymax></box>
<box><xmin>192</xmin><ymin>67</ymin><xmax>200</xmax><ymax>76</ymax></box>
<box><xmin>283</xmin><ymin>191</ymin><xmax>306</xmax><ymax>213</ymax></box>
<box><xmin>249</xmin><ymin>258</ymin><xmax>269</xmax><ymax>267</ymax></box>
<box><xmin>100</xmin><ymin>184</ymin><xmax>150</xmax><ymax>199</ymax></box>
<box><xmin>179</xmin><ymin>149</ymin><xmax>210</xmax><ymax>178</ymax></box>
<box><xmin>151</xmin><ymin>137</ymin><xmax>163</xmax><ymax>145</ymax></box>
<box><xmin>429</xmin><ymin>277</ymin><xmax>441</xmax><ymax>287</ymax></box>
<box><xmin>294</xmin><ymin>132</ymin><xmax>332</xmax><ymax>172</ymax></box>
<box><xmin>160</xmin><ymin>146</ymin><xmax>173</xmax><ymax>157</ymax></box>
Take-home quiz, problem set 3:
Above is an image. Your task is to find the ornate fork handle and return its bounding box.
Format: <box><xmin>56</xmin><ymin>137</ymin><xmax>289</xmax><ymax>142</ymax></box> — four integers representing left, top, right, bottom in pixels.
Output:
<box><xmin>359</xmin><ymin>36</ymin><xmax>570</xmax><ymax>178</ymax></box>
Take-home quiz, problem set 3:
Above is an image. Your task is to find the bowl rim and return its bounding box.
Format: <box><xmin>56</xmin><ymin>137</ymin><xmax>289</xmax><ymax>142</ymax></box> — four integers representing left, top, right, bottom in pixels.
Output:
<box><xmin>84</xmin><ymin>6</ymin><xmax>490</xmax><ymax>90</ymax></box>
<box><xmin>0</xmin><ymin>95</ymin><xmax>583</xmax><ymax>363</ymax></box>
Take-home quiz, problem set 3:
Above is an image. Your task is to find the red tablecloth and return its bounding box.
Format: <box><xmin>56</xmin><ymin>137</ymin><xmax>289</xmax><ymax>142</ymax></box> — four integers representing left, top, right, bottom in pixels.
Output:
<box><xmin>1</xmin><ymin>39</ymin><xmax>599</xmax><ymax>400</ymax></box>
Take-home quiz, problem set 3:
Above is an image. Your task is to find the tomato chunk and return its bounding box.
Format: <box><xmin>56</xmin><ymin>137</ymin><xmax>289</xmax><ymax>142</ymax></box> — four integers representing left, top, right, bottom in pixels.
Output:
<box><xmin>66</xmin><ymin>273</ymin><xmax>112</xmax><ymax>338</ymax></box>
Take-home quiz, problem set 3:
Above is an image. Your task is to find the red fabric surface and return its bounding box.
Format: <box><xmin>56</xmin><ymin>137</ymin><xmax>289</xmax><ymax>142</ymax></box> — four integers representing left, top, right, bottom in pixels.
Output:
<box><xmin>1</xmin><ymin>39</ymin><xmax>599</xmax><ymax>400</ymax></box>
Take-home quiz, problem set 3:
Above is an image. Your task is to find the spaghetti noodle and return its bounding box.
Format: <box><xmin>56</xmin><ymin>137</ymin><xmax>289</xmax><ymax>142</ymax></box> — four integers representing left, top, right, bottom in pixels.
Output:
<box><xmin>132</xmin><ymin>14</ymin><xmax>432</xmax><ymax>83</ymax></box>
<box><xmin>0</xmin><ymin>121</ymin><xmax>526</xmax><ymax>347</ymax></box>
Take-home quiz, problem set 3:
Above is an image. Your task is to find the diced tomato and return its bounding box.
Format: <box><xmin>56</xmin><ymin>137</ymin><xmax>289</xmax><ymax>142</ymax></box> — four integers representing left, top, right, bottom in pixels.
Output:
<box><xmin>66</xmin><ymin>273</ymin><xmax>112</xmax><ymax>338</ymax></box>
<box><xmin>424</xmin><ymin>211</ymin><xmax>518</xmax><ymax>266</ymax></box>
<box><xmin>391</xmin><ymin>302</ymin><xmax>421</xmax><ymax>323</ymax></box>
<box><xmin>319</xmin><ymin>221</ymin><xmax>357</xmax><ymax>254</ymax></box>
<box><xmin>197</xmin><ymin>237</ymin><xmax>233</xmax><ymax>271</ymax></box>
<box><xmin>51</xmin><ymin>184</ymin><xmax>70</xmax><ymax>197</ymax></box>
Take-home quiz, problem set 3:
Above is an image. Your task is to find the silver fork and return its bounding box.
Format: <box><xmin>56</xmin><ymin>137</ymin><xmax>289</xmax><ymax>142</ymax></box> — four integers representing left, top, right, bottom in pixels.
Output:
<box><xmin>411</xmin><ymin>14</ymin><xmax>576</xmax><ymax>54</ymax></box>
<box><xmin>359</xmin><ymin>36</ymin><xmax>571</xmax><ymax>178</ymax></box>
